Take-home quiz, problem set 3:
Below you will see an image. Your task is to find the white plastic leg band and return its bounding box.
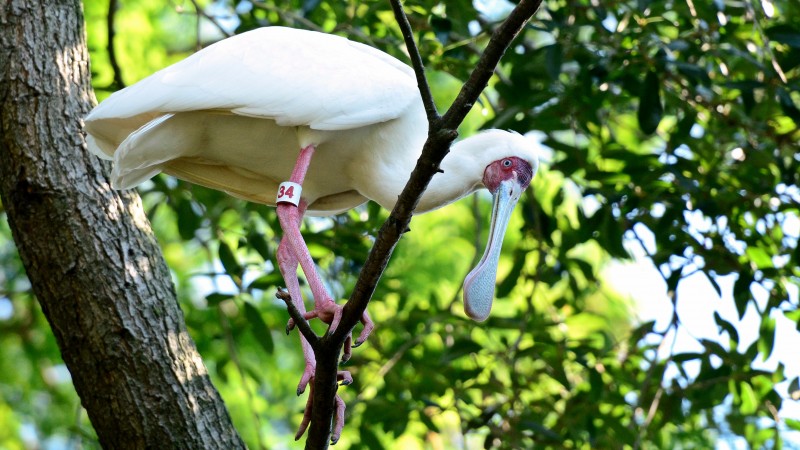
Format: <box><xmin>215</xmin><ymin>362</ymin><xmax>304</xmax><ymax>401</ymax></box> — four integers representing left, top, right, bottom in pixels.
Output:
<box><xmin>276</xmin><ymin>181</ymin><xmax>302</xmax><ymax>206</ymax></box>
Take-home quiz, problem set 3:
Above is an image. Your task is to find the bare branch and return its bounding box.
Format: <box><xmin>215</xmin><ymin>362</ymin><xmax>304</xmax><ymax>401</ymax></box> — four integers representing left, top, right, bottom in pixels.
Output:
<box><xmin>389</xmin><ymin>0</ymin><xmax>439</xmax><ymax>122</ymax></box>
<box><xmin>187</xmin><ymin>0</ymin><xmax>233</xmax><ymax>41</ymax></box>
<box><xmin>107</xmin><ymin>0</ymin><xmax>125</xmax><ymax>89</ymax></box>
<box><xmin>276</xmin><ymin>288</ymin><xmax>320</xmax><ymax>348</ymax></box>
<box><xmin>441</xmin><ymin>2</ymin><xmax>542</xmax><ymax>130</ymax></box>
<box><xmin>251</xmin><ymin>1</ymin><xmax>324</xmax><ymax>32</ymax></box>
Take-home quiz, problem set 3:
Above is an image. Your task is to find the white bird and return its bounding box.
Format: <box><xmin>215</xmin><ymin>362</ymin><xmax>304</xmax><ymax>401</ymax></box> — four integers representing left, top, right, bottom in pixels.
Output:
<box><xmin>84</xmin><ymin>26</ymin><xmax>538</xmax><ymax>442</ymax></box>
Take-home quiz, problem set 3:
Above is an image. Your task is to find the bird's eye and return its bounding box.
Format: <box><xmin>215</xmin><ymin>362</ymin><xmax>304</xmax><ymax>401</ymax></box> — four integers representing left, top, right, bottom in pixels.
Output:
<box><xmin>502</xmin><ymin>159</ymin><xmax>512</xmax><ymax>168</ymax></box>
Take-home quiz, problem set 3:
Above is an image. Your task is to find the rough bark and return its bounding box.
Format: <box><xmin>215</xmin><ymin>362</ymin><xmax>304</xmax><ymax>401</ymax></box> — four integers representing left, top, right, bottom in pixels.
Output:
<box><xmin>0</xmin><ymin>2</ymin><xmax>245</xmax><ymax>448</ymax></box>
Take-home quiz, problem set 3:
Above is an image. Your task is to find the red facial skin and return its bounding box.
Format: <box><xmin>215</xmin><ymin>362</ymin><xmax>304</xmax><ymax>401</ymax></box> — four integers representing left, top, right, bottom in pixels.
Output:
<box><xmin>483</xmin><ymin>156</ymin><xmax>534</xmax><ymax>193</ymax></box>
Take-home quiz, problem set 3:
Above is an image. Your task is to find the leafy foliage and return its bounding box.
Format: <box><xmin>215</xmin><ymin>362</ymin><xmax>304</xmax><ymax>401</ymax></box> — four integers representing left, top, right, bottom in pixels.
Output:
<box><xmin>1</xmin><ymin>0</ymin><xmax>799</xmax><ymax>448</ymax></box>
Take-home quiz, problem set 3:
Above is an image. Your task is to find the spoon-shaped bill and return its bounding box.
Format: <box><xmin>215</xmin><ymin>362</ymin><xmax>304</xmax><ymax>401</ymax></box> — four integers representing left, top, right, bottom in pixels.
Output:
<box><xmin>462</xmin><ymin>179</ymin><xmax>523</xmax><ymax>321</ymax></box>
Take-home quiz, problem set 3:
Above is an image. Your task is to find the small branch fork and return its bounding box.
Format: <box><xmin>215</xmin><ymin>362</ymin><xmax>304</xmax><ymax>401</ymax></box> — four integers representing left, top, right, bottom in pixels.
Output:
<box><xmin>276</xmin><ymin>288</ymin><xmax>319</xmax><ymax>350</ymax></box>
<box><xmin>296</xmin><ymin>1</ymin><xmax>543</xmax><ymax>447</ymax></box>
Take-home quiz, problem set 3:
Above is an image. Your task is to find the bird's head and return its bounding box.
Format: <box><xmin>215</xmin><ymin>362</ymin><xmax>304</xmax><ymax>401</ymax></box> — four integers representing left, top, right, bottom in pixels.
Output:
<box><xmin>462</xmin><ymin>130</ymin><xmax>539</xmax><ymax>321</ymax></box>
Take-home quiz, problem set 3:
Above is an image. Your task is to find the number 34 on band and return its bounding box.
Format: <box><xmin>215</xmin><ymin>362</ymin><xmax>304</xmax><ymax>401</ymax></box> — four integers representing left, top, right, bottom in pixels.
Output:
<box><xmin>276</xmin><ymin>181</ymin><xmax>302</xmax><ymax>206</ymax></box>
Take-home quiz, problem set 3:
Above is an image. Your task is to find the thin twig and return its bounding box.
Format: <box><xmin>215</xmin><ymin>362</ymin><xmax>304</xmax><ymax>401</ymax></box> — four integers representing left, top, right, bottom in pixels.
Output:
<box><xmin>441</xmin><ymin>3</ymin><xmax>540</xmax><ymax>131</ymax></box>
<box><xmin>389</xmin><ymin>0</ymin><xmax>440</xmax><ymax>123</ymax></box>
<box><xmin>744</xmin><ymin>0</ymin><xmax>787</xmax><ymax>84</ymax></box>
<box><xmin>355</xmin><ymin>331</ymin><xmax>425</xmax><ymax>402</ymax></box>
<box><xmin>187</xmin><ymin>0</ymin><xmax>233</xmax><ymax>41</ymax></box>
<box><xmin>107</xmin><ymin>0</ymin><xmax>125</xmax><ymax>89</ymax></box>
<box><xmin>251</xmin><ymin>1</ymin><xmax>324</xmax><ymax>32</ymax></box>
<box><xmin>276</xmin><ymin>289</ymin><xmax>319</xmax><ymax>348</ymax></box>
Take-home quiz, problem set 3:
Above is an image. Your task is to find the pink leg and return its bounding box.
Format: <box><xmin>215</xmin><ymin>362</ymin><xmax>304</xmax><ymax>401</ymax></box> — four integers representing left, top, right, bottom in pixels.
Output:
<box><xmin>276</xmin><ymin>145</ymin><xmax>341</xmax><ymax>329</ymax></box>
<box><xmin>276</xmin><ymin>145</ymin><xmax>374</xmax><ymax>344</ymax></box>
<box><xmin>332</xmin><ymin>391</ymin><xmax>346</xmax><ymax>444</ymax></box>
<box><xmin>277</xmin><ymin>202</ymin><xmax>354</xmax><ymax>394</ymax></box>
<box><xmin>278</xmin><ymin>210</ymin><xmax>353</xmax><ymax>441</ymax></box>
<box><xmin>276</xmin><ymin>145</ymin><xmax>366</xmax><ymax>440</ymax></box>
<box><xmin>276</xmin><ymin>214</ymin><xmax>315</xmax><ymax>394</ymax></box>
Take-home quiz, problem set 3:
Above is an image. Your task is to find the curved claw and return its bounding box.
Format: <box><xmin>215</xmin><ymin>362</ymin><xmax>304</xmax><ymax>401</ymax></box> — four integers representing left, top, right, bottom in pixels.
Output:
<box><xmin>297</xmin><ymin>363</ymin><xmax>314</xmax><ymax>396</ymax></box>
<box><xmin>331</xmin><ymin>394</ymin><xmax>346</xmax><ymax>444</ymax></box>
<box><xmin>327</xmin><ymin>303</ymin><xmax>344</xmax><ymax>335</ymax></box>
<box><xmin>287</xmin><ymin>299</ymin><xmax>375</xmax><ymax>353</ymax></box>
<box><xmin>337</xmin><ymin>370</ymin><xmax>353</xmax><ymax>386</ymax></box>
<box><xmin>353</xmin><ymin>309</ymin><xmax>374</xmax><ymax>347</ymax></box>
<box><xmin>340</xmin><ymin>335</ymin><xmax>352</xmax><ymax>364</ymax></box>
<box><xmin>286</xmin><ymin>309</ymin><xmax>321</xmax><ymax>337</ymax></box>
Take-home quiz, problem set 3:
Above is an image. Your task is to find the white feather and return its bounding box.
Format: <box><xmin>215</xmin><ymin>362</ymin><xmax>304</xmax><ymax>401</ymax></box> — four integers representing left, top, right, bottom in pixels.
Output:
<box><xmin>84</xmin><ymin>25</ymin><xmax>541</xmax><ymax>320</ymax></box>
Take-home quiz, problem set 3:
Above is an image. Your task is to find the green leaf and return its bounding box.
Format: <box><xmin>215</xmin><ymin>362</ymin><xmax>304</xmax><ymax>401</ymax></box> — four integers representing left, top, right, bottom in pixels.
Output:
<box><xmin>418</xmin><ymin>412</ymin><xmax>440</xmax><ymax>433</ymax></box>
<box><xmin>175</xmin><ymin>197</ymin><xmax>202</xmax><ymax>240</ymax></box>
<box><xmin>706</xmin><ymin>272</ymin><xmax>722</xmax><ymax>297</ymax></box>
<box><xmin>733</xmin><ymin>274</ymin><xmax>752</xmax><ymax>320</ymax></box>
<box><xmin>629</xmin><ymin>320</ymin><xmax>656</xmax><ymax>343</ymax></box>
<box><xmin>246</xmin><ymin>230</ymin><xmax>272</xmax><ymax>261</ymax></box>
<box><xmin>520</xmin><ymin>419</ymin><xmax>561</xmax><ymax>442</ymax></box>
<box><xmin>218</xmin><ymin>241</ymin><xmax>242</xmax><ymax>278</ymax></box>
<box><xmin>672</xmin><ymin>352</ymin><xmax>704</xmax><ymax>363</ymax></box>
<box><xmin>746</xmin><ymin>247</ymin><xmax>772</xmax><ymax>269</ymax></box>
<box><xmin>758</xmin><ymin>316</ymin><xmax>776</xmax><ymax>361</ymax></box>
<box><xmin>789</xmin><ymin>377</ymin><xmax>799</xmax><ymax>396</ymax></box>
<box><xmin>739</xmin><ymin>382</ymin><xmax>757</xmax><ymax>415</ymax></box>
<box><xmin>713</xmin><ymin>311</ymin><xmax>739</xmax><ymax>345</ymax></box>
<box><xmin>545</xmin><ymin>43</ymin><xmax>563</xmax><ymax>80</ymax></box>
<box><xmin>243</xmin><ymin>302</ymin><xmax>273</xmax><ymax>355</ymax></box>
<box><xmin>246</xmin><ymin>273</ymin><xmax>284</xmax><ymax>291</ymax></box>
<box><xmin>700</xmin><ymin>339</ymin><xmax>728</xmax><ymax>358</ymax></box>
<box><xmin>496</xmin><ymin>249</ymin><xmax>526</xmax><ymax>298</ymax></box>
<box><xmin>674</xmin><ymin>61</ymin><xmax>710</xmax><ymax>86</ymax></box>
<box><xmin>440</xmin><ymin>339</ymin><xmax>482</xmax><ymax>364</ymax></box>
<box><xmin>356</xmin><ymin>427</ymin><xmax>383</xmax><ymax>450</ymax></box>
<box><xmin>777</xmin><ymin>88</ymin><xmax>800</xmax><ymax>123</ymax></box>
<box><xmin>638</xmin><ymin>70</ymin><xmax>663</xmax><ymax>135</ymax></box>
<box><xmin>589</xmin><ymin>368</ymin><xmax>603</xmax><ymax>401</ymax></box>
<box><xmin>206</xmin><ymin>293</ymin><xmax>234</xmax><ymax>307</ymax></box>
<box><xmin>784</xmin><ymin>309</ymin><xmax>800</xmax><ymax>332</ymax></box>
<box><xmin>786</xmin><ymin>419</ymin><xmax>800</xmax><ymax>432</ymax></box>
<box><xmin>766</xmin><ymin>24</ymin><xmax>800</xmax><ymax>48</ymax></box>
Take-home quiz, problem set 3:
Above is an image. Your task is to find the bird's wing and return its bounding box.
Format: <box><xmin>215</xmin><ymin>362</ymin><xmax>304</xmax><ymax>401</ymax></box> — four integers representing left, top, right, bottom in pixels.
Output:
<box><xmin>85</xmin><ymin>27</ymin><xmax>418</xmax><ymax>156</ymax></box>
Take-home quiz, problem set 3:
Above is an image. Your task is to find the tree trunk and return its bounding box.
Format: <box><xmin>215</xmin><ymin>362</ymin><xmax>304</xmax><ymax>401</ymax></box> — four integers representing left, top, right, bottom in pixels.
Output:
<box><xmin>0</xmin><ymin>2</ymin><xmax>245</xmax><ymax>448</ymax></box>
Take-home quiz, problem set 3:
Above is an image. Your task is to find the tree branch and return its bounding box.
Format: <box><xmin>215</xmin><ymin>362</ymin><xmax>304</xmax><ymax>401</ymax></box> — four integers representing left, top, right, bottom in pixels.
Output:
<box><xmin>187</xmin><ymin>0</ymin><xmax>233</xmax><ymax>42</ymax></box>
<box><xmin>107</xmin><ymin>0</ymin><xmax>125</xmax><ymax>89</ymax></box>
<box><xmin>276</xmin><ymin>288</ymin><xmax>320</xmax><ymax>348</ymax></box>
<box><xmin>304</xmin><ymin>0</ymin><xmax>543</xmax><ymax>447</ymax></box>
<box><xmin>440</xmin><ymin>3</ymin><xmax>541</xmax><ymax>130</ymax></box>
<box><xmin>0</xmin><ymin>2</ymin><xmax>244</xmax><ymax>447</ymax></box>
<box><xmin>389</xmin><ymin>0</ymin><xmax>439</xmax><ymax>123</ymax></box>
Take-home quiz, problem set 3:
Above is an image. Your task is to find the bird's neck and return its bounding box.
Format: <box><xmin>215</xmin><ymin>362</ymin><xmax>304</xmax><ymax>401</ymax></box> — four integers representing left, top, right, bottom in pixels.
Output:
<box><xmin>414</xmin><ymin>141</ymin><xmax>485</xmax><ymax>214</ymax></box>
<box><xmin>346</xmin><ymin>115</ymin><xmax>485</xmax><ymax>214</ymax></box>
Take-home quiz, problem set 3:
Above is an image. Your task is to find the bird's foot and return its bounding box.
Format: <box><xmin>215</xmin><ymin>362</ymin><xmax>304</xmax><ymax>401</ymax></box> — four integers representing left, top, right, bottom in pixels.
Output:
<box><xmin>286</xmin><ymin>298</ymin><xmax>343</xmax><ymax>333</ymax></box>
<box><xmin>296</xmin><ymin>362</ymin><xmax>352</xmax><ymax>395</ymax></box>
<box><xmin>286</xmin><ymin>300</ymin><xmax>375</xmax><ymax>363</ymax></box>
<box><xmin>295</xmin><ymin>371</ymin><xmax>351</xmax><ymax>444</ymax></box>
